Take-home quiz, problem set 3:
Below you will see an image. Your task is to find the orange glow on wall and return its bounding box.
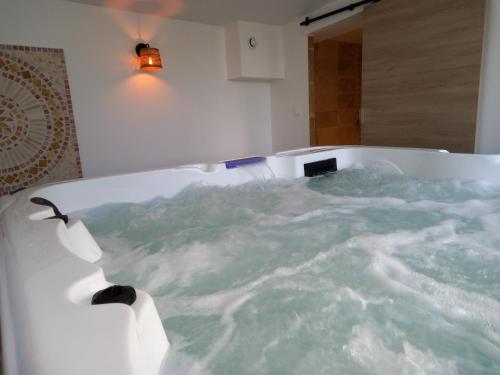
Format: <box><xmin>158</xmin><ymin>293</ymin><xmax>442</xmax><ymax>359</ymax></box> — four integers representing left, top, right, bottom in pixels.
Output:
<box><xmin>136</xmin><ymin>43</ymin><xmax>162</xmax><ymax>71</ymax></box>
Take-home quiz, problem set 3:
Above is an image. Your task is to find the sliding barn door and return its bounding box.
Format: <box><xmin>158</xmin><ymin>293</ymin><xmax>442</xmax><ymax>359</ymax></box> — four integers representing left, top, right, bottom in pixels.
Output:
<box><xmin>361</xmin><ymin>0</ymin><xmax>485</xmax><ymax>153</ymax></box>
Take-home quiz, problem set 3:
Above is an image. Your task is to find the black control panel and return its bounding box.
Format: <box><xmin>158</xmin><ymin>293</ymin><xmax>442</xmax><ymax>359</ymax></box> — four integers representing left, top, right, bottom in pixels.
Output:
<box><xmin>304</xmin><ymin>158</ymin><xmax>337</xmax><ymax>177</ymax></box>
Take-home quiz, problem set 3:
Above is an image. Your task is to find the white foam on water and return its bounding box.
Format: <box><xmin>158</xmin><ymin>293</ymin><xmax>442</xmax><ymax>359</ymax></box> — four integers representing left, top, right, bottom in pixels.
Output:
<box><xmin>371</xmin><ymin>252</ymin><xmax>500</xmax><ymax>333</ymax></box>
<box><xmin>77</xmin><ymin>166</ymin><xmax>500</xmax><ymax>374</ymax></box>
<box><xmin>345</xmin><ymin>323</ymin><xmax>458</xmax><ymax>375</ymax></box>
<box><xmin>160</xmin><ymin>343</ymin><xmax>211</xmax><ymax>375</ymax></box>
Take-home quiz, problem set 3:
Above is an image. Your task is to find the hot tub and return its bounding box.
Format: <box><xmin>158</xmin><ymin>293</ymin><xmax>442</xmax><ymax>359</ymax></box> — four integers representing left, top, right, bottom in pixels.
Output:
<box><xmin>1</xmin><ymin>146</ymin><xmax>500</xmax><ymax>375</ymax></box>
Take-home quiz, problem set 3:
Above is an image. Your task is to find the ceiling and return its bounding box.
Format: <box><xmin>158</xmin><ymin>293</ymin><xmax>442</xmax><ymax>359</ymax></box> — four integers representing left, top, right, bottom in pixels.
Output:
<box><xmin>64</xmin><ymin>0</ymin><xmax>333</xmax><ymax>25</ymax></box>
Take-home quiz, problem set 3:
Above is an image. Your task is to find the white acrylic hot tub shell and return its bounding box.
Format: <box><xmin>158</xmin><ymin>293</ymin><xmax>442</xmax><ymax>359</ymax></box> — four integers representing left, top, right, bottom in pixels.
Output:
<box><xmin>1</xmin><ymin>146</ymin><xmax>500</xmax><ymax>375</ymax></box>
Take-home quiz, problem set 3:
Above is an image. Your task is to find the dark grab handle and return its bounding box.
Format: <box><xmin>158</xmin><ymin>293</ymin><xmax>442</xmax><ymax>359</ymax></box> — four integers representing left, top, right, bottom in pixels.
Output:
<box><xmin>91</xmin><ymin>285</ymin><xmax>137</xmax><ymax>306</ymax></box>
<box><xmin>30</xmin><ymin>197</ymin><xmax>69</xmax><ymax>224</ymax></box>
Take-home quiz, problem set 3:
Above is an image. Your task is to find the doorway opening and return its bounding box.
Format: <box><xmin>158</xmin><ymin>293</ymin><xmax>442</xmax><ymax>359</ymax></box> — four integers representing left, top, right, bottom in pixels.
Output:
<box><xmin>309</xmin><ymin>21</ymin><xmax>363</xmax><ymax>147</ymax></box>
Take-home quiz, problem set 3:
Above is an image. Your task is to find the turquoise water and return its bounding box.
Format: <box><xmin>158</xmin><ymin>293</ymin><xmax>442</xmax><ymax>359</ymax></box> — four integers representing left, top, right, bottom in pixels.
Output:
<box><xmin>79</xmin><ymin>166</ymin><xmax>500</xmax><ymax>375</ymax></box>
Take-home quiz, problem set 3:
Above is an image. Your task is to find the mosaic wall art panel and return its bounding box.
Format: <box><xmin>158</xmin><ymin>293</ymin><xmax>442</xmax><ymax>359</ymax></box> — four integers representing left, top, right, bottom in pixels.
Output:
<box><xmin>0</xmin><ymin>44</ymin><xmax>81</xmax><ymax>196</ymax></box>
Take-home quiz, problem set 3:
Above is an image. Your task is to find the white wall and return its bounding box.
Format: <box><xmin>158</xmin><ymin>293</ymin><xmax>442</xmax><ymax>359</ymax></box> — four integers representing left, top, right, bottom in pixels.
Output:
<box><xmin>3</xmin><ymin>0</ymin><xmax>496</xmax><ymax>175</ymax></box>
<box><xmin>0</xmin><ymin>0</ymin><xmax>272</xmax><ymax>177</ymax></box>
<box><xmin>476</xmin><ymin>0</ymin><xmax>500</xmax><ymax>154</ymax></box>
<box><xmin>269</xmin><ymin>21</ymin><xmax>310</xmax><ymax>152</ymax></box>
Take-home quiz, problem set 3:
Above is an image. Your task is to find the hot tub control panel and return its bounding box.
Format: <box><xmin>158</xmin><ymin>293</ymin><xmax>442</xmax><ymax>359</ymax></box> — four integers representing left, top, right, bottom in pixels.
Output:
<box><xmin>304</xmin><ymin>158</ymin><xmax>337</xmax><ymax>177</ymax></box>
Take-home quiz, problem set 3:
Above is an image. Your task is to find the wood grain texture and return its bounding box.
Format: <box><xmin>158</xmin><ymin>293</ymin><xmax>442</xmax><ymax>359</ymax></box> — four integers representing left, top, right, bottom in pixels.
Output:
<box><xmin>311</xmin><ymin>37</ymin><xmax>362</xmax><ymax>146</ymax></box>
<box><xmin>361</xmin><ymin>0</ymin><xmax>485</xmax><ymax>153</ymax></box>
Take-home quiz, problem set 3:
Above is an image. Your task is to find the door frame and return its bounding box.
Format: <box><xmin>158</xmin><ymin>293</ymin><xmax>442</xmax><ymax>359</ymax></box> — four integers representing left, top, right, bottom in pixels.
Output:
<box><xmin>307</xmin><ymin>13</ymin><xmax>364</xmax><ymax>147</ymax></box>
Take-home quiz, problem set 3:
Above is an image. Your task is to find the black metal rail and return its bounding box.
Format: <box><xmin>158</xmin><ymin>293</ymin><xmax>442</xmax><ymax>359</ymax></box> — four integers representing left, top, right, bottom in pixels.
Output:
<box><xmin>300</xmin><ymin>0</ymin><xmax>380</xmax><ymax>26</ymax></box>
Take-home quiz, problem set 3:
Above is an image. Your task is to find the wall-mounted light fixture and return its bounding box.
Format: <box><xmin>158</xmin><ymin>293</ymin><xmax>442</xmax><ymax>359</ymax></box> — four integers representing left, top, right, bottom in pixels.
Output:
<box><xmin>135</xmin><ymin>43</ymin><xmax>163</xmax><ymax>71</ymax></box>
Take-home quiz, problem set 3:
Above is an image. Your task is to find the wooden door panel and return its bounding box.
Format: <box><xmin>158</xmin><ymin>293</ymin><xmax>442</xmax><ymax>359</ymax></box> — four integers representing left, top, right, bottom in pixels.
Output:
<box><xmin>312</xmin><ymin>38</ymin><xmax>362</xmax><ymax>146</ymax></box>
<box><xmin>361</xmin><ymin>0</ymin><xmax>485</xmax><ymax>153</ymax></box>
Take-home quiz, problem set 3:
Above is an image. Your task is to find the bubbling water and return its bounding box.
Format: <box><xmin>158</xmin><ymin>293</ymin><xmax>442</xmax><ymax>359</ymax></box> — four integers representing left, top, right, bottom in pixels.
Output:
<box><xmin>78</xmin><ymin>166</ymin><xmax>500</xmax><ymax>375</ymax></box>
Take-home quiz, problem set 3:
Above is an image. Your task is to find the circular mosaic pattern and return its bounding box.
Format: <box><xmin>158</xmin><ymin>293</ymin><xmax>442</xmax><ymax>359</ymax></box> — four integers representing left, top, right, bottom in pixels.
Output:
<box><xmin>0</xmin><ymin>95</ymin><xmax>30</xmax><ymax>152</ymax></box>
<box><xmin>0</xmin><ymin>50</ymin><xmax>74</xmax><ymax>192</ymax></box>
